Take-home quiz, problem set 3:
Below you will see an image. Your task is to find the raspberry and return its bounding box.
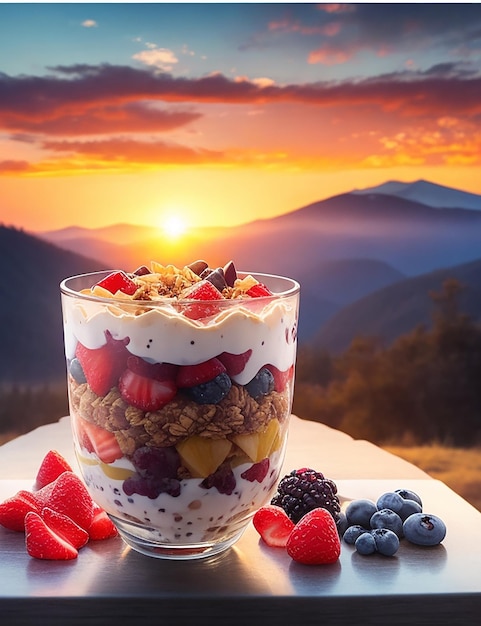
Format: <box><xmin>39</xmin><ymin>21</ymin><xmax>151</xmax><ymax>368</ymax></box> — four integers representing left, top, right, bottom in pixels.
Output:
<box><xmin>270</xmin><ymin>468</ymin><xmax>341</xmax><ymax>524</ymax></box>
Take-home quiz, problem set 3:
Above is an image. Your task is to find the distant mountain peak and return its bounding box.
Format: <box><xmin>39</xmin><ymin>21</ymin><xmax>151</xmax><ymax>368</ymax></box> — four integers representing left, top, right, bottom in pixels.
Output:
<box><xmin>352</xmin><ymin>179</ymin><xmax>481</xmax><ymax>211</ymax></box>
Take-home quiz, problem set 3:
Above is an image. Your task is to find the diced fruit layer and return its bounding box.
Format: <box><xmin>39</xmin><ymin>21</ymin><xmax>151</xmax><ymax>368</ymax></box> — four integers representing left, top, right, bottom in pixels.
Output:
<box><xmin>232</xmin><ymin>418</ymin><xmax>281</xmax><ymax>463</ymax></box>
<box><xmin>176</xmin><ymin>436</ymin><xmax>233</xmax><ymax>478</ymax></box>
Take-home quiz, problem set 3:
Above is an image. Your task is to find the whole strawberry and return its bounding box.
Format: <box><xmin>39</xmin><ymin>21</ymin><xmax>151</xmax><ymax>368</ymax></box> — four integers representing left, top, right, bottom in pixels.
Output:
<box><xmin>286</xmin><ymin>508</ymin><xmax>341</xmax><ymax>565</ymax></box>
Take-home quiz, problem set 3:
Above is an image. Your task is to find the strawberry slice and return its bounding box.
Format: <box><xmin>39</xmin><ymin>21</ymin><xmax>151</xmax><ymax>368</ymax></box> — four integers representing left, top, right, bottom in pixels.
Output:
<box><xmin>96</xmin><ymin>270</ymin><xmax>137</xmax><ymax>296</ymax></box>
<box><xmin>43</xmin><ymin>471</ymin><xmax>95</xmax><ymax>531</ymax></box>
<box><xmin>41</xmin><ymin>507</ymin><xmax>89</xmax><ymax>550</ymax></box>
<box><xmin>119</xmin><ymin>368</ymin><xmax>177</xmax><ymax>412</ymax></box>
<box><xmin>88</xmin><ymin>504</ymin><xmax>119</xmax><ymax>541</ymax></box>
<box><xmin>182</xmin><ymin>280</ymin><xmax>224</xmax><ymax>320</ymax></box>
<box><xmin>126</xmin><ymin>356</ymin><xmax>178</xmax><ymax>381</ymax></box>
<box><xmin>264</xmin><ymin>364</ymin><xmax>293</xmax><ymax>393</ymax></box>
<box><xmin>217</xmin><ymin>350</ymin><xmax>252</xmax><ymax>377</ymax></box>
<box><xmin>286</xmin><ymin>508</ymin><xmax>341</xmax><ymax>565</ymax></box>
<box><xmin>34</xmin><ymin>450</ymin><xmax>73</xmax><ymax>490</ymax></box>
<box><xmin>246</xmin><ymin>282</ymin><xmax>273</xmax><ymax>298</ymax></box>
<box><xmin>0</xmin><ymin>490</ymin><xmax>40</xmax><ymax>532</ymax></box>
<box><xmin>252</xmin><ymin>504</ymin><xmax>295</xmax><ymax>548</ymax></box>
<box><xmin>80</xmin><ymin>421</ymin><xmax>123</xmax><ymax>464</ymax></box>
<box><xmin>25</xmin><ymin>511</ymin><xmax>78</xmax><ymax>560</ymax></box>
<box><xmin>75</xmin><ymin>331</ymin><xmax>130</xmax><ymax>397</ymax></box>
<box><xmin>176</xmin><ymin>357</ymin><xmax>226</xmax><ymax>388</ymax></box>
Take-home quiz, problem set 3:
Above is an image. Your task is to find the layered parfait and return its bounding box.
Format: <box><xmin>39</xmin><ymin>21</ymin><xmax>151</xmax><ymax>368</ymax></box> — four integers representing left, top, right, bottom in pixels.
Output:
<box><xmin>61</xmin><ymin>260</ymin><xmax>299</xmax><ymax>557</ymax></box>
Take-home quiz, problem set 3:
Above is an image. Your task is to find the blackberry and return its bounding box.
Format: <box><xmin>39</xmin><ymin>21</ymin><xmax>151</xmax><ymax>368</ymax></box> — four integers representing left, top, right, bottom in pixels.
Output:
<box><xmin>271</xmin><ymin>468</ymin><xmax>341</xmax><ymax>524</ymax></box>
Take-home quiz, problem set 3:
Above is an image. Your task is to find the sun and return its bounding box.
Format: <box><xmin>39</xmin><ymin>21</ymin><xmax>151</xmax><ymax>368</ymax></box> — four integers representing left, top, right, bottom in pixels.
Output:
<box><xmin>162</xmin><ymin>214</ymin><xmax>187</xmax><ymax>239</ymax></box>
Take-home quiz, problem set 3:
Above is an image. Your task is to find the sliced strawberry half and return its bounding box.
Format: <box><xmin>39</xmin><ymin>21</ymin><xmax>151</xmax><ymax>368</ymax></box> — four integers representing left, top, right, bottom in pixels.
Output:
<box><xmin>176</xmin><ymin>357</ymin><xmax>226</xmax><ymax>388</ymax></box>
<box><xmin>0</xmin><ymin>490</ymin><xmax>41</xmax><ymax>532</ymax></box>
<box><xmin>246</xmin><ymin>282</ymin><xmax>273</xmax><ymax>298</ymax></box>
<box><xmin>119</xmin><ymin>368</ymin><xmax>177</xmax><ymax>412</ymax></box>
<box><xmin>126</xmin><ymin>355</ymin><xmax>178</xmax><ymax>381</ymax></box>
<box><xmin>252</xmin><ymin>504</ymin><xmax>295</xmax><ymax>548</ymax></box>
<box><xmin>25</xmin><ymin>511</ymin><xmax>78</xmax><ymax>560</ymax></box>
<box><xmin>34</xmin><ymin>450</ymin><xmax>73</xmax><ymax>490</ymax></box>
<box><xmin>80</xmin><ymin>420</ymin><xmax>123</xmax><ymax>464</ymax></box>
<box><xmin>42</xmin><ymin>507</ymin><xmax>90</xmax><ymax>550</ymax></box>
<box><xmin>75</xmin><ymin>331</ymin><xmax>130</xmax><ymax>397</ymax></box>
<box><xmin>88</xmin><ymin>504</ymin><xmax>119</xmax><ymax>541</ymax></box>
<box><xmin>217</xmin><ymin>350</ymin><xmax>252</xmax><ymax>377</ymax></box>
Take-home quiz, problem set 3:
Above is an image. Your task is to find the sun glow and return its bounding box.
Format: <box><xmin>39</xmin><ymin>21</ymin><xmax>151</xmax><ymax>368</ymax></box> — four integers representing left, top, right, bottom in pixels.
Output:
<box><xmin>162</xmin><ymin>214</ymin><xmax>187</xmax><ymax>239</ymax></box>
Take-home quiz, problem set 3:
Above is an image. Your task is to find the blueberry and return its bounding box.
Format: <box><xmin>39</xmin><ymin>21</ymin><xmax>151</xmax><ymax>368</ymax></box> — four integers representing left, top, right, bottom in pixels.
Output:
<box><xmin>355</xmin><ymin>532</ymin><xmax>377</xmax><ymax>555</ymax></box>
<box><xmin>398</xmin><ymin>498</ymin><xmax>422</xmax><ymax>521</ymax></box>
<box><xmin>370</xmin><ymin>508</ymin><xmax>404</xmax><ymax>538</ymax></box>
<box><xmin>371</xmin><ymin>528</ymin><xmax>400</xmax><ymax>556</ymax></box>
<box><xmin>343</xmin><ymin>524</ymin><xmax>368</xmax><ymax>545</ymax></box>
<box><xmin>395</xmin><ymin>488</ymin><xmax>423</xmax><ymax>508</ymax></box>
<box><xmin>336</xmin><ymin>512</ymin><xmax>348</xmax><ymax>537</ymax></box>
<box><xmin>376</xmin><ymin>491</ymin><xmax>404</xmax><ymax>514</ymax></box>
<box><xmin>186</xmin><ymin>372</ymin><xmax>232</xmax><ymax>404</ymax></box>
<box><xmin>345</xmin><ymin>499</ymin><xmax>378</xmax><ymax>528</ymax></box>
<box><xmin>245</xmin><ymin>368</ymin><xmax>275</xmax><ymax>400</ymax></box>
<box><xmin>69</xmin><ymin>357</ymin><xmax>86</xmax><ymax>384</ymax></box>
<box><xmin>403</xmin><ymin>513</ymin><xmax>447</xmax><ymax>546</ymax></box>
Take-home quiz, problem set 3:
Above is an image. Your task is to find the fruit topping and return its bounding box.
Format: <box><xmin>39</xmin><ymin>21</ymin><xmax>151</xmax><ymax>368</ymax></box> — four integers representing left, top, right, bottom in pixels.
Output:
<box><xmin>96</xmin><ymin>270</ymin><xmax>137</xmax><ymax>295</ymax></box>
<box><xmin>217</xmin><ymin>350</ymin><xmax>252</xmax><ymax>377</ymax></box>
<box><xmin>69</xmin><ymin>357</ymin><xmax>87</xmax><ymax>384</ymax></box>
<box><xmin>271</xmin><ymin>468</ymin><xmax>341</xmax><ymax>524</ymax></box>
<box><xmin>265</xmin><ymin>364</ymin><xmax>293</xmax><ymax>392</ymax></box>
<box><xmin>119</xmin><ymin>367</ymin><xmax>177</xmax><ymax>412</ymax></box>
<box><xmin>79</xmin><ymin>420</ymin><xmax>123</xmax><ymax>464</ymax></box>
<box><xmin>176</xmin><ymin>436</ymin><xmax>233</xmax><ymax>478</ymax></box>
<box><xmin>245</xmin><ymin>367</ymin><xmax>275</xmax><ymax>400</ymax></box>
<box><xmin>246</xmin><ymin>282</ymin><xmax>273</xmax><ymax>298</ymax></box>
<box><xmin>176</xmin><ymin>358</ymin><xmax>226</xmax><ymax>388</ymax></box>
<box><xmin>25</xmin><ymin>511</ymin><xmax>79</xmax><ymax>561</ymax></box>
<box><xmin>241</xmin><ymin>458</ymin><xmax>270</xmax><ymax>483</ymax></box>
<box><xmin>232</xmin><ymin>418</ymin><xmax>281</xmax><ymax>463</ymax></box>
<box><xmin>286</xmin><ymin>508</ymin><xmax>341</xmax><ymax>565</ymax></box>
<box><xmin>75</xmin><ymin>331</ymin><xmax>130</xmax><ymax>397</ymax></box>
<box><xmin>123</xmin><ymin>446</ymin><xmax>182</xmax><ymax>499</ymax></box>
<box><xmin>200</xmin><ymin>462</ymin><xmax>236</xmax><ymax>495</ymax></box>
<box><xmin>34</xmin><ymin>449</ymin><xmax>74</xmax><ymax>490</ymax></box>
<box><xmin>253</xmin><ymin>504</ymin><xmax>295</xmax><ymax>547</ymax></box>
<box><xmin>185</xmin><ymin>372</ymin><xmax>232</xmax><ymax>404</ymax></box>
<box><xmin>181</xmin><ymin>279</ymin><xmax>224</xmax><ymax>320</ymax></box>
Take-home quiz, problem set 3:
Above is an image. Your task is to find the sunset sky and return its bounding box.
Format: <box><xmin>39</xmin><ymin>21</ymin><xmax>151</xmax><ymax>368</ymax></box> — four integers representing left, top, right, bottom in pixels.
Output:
<box><xmin>1</xmin><ymin>2</ymin><xmax>481</xmax><ymax>233</ymax></box>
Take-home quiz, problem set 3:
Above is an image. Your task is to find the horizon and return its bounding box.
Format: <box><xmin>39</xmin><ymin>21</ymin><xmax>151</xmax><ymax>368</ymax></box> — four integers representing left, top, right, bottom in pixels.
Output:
<box><xmin>1</xmin><ymin>3</ymin><xmax>481</xmax><ymax>232</ymax></box>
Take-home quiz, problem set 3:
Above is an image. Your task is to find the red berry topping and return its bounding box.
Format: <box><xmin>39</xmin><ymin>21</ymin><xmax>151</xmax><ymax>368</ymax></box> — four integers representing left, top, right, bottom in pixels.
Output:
<box><xmin>25</xmin><ymin>511</ymin><xmax>78</xmax><ymax>560</ymax></box>
<box><xmin>176</xmin><ymin>357</ymin><xmax>226</xmax><ymax>388</ymax></box>
<box><xmin>119</xmin><ymin>368</ymin><xmax>177</xmax><ymax>411</ymax></box>
<box><xmin>253</xmin><ymin>504</ymin><xmax>295</xmax><ymax>548</ymax></box>
<box><xmin>126</xmin><ymin>355</ymin><xmax>178</xmax><ymax>381</ymax></box>
<box><xmin>246</xmin><ymin>282</ymin><xmax>273</xmax><ymax>298</ymax></box>
<box><xmin>75</xmin><ymin>331</ymin><xmax>130</xmax><ymax>397</ymax></box>
<box><xmin>286</xmin><ymin>508</ymin><xmax>341</xmax><ymax>565</ymax></box>
<box><xmin>217</xmin><ymin>349</ymin><xmax>252</xmax><ymax>376</ymax></box>
<box><xmin>182</xmin><ymin>279</ymin><xmax>224</xmax><ymax>320</ymax></box>
<box><xmin>78</xmin><ymin>420</ymin><xmax>124</xmax><ymax>464</ymax></box>
<box><xmin>34</xmin><ymin>450</ymin><xmax>73</xmax><ymax>490</ymax></box>
<box><xmin>96</xmin><ymin>270</ymin><xmax>137</xmax><ymax>295</ymax></box>
<box><xmin>264</xmin><ymin>364</ymin><xmax>293</xmax><ymax>392</ymax></box>
<box><xmin>241</xmin><ymin>458</ymin><xmax>270</xmax><ymax>483</ymax></box>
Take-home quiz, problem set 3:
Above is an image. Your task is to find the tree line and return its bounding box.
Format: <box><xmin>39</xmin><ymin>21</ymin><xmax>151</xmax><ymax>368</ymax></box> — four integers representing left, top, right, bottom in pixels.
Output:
<box><xmin>293</xmin><ymin>278</ymin><xmax>481</xmax><ymax>447</ymax></box>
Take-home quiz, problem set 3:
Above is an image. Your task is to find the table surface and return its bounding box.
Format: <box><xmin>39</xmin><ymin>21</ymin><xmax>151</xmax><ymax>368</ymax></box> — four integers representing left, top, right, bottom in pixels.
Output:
<box><xmin>1</xmin><ymin>416</ymin><xmax>480</xmax><ymax>625</ymax></box>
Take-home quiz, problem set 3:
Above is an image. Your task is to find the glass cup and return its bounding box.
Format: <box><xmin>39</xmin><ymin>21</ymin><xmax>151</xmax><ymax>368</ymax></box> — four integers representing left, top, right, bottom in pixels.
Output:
<box><xmin>60</xmin><ymin>268</ymin><xmax>299</xmax><ymax>559</ymax></box>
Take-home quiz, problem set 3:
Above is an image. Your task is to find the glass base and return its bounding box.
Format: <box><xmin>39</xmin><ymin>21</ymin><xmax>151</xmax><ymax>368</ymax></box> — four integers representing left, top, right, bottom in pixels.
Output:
<box><xmin>111</xmin><ymin>515</ymin><xmax>246</xmax><ymax>560</ymax></box>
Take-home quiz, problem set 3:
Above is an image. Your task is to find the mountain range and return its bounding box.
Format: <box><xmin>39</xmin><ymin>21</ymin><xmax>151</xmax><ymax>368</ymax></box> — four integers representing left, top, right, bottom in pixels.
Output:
<box><xmin>2</xmin><ymin>178</ymin><xmax>481</xmax><ymax>384</ymax></box>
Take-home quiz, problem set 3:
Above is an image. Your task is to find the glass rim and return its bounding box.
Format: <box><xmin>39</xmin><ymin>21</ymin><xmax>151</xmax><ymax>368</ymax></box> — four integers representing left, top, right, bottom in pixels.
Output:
<box><xmin>60</xmin><ymin>269</ymin><xmax>300</xmax><ymax>305</ymax></box>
